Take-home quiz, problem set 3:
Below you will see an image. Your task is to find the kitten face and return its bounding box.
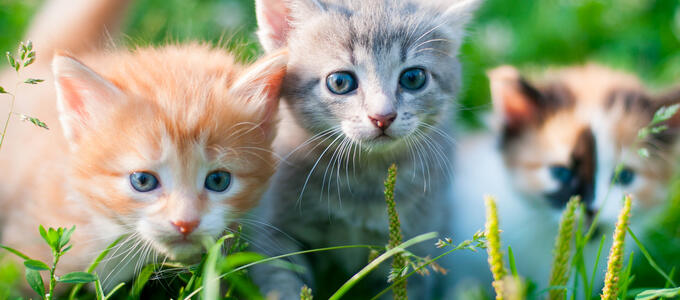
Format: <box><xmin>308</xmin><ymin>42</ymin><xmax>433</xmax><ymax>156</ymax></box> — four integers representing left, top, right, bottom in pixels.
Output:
<box><xmin>53</xmin><ymin>45</ymin><xmax>287</xmax><ymax>261</ymax></box>
<box><xmin>489</xmin><ymin>65</ymin><xmax>680</xmax><ymax>224</ymax></box>
<box><xmin>257</xmin><ymin>0</ymin><xmax>480</xmax><ymax>150</ymax></box>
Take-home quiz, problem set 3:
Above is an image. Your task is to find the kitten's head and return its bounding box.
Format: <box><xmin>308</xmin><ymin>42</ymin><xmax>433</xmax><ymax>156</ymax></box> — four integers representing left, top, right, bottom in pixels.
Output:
<box><xmin>256</xmin><ymin>0</ymin><xmax>480</xmax><ymax>150</ymax></box>
<box><xmin>53</xmin><ymin>45</ymin><xmax>287</xmax><ymax>261</ymax></box>
<box><xmin>489</xmin><ymin>64</ymin><xmax>680</xmax><ymax>225</ymax></box>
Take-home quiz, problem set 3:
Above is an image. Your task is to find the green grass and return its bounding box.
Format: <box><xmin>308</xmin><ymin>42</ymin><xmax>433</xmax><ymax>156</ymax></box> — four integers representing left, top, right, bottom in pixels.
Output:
<box><xmin>1</xmin><ymin>0</ymin><xmax>680</xmax><ymax>299</ymax></box>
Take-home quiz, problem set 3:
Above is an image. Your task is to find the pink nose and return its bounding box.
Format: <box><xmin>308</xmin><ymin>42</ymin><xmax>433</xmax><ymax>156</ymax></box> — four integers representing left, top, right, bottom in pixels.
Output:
<box><xmin>368</xmin><ymin>113</ymin><xmax>397</xmax><ymax>130</ymax></box>
<box><xmin>171</xmin><ymin>220</ymin><xmax>200</xmax><ymax>236</ymax></box>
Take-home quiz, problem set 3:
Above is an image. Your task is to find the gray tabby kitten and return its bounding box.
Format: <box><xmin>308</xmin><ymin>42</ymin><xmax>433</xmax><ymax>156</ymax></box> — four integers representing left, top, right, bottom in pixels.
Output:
<box><xmin>252</xmin><ymin>0</ymin><xmax>480</xmax><ymax>298</ymax></box>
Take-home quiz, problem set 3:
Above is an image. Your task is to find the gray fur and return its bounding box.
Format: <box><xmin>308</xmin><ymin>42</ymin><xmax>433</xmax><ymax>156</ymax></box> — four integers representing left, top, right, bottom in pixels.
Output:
<box><xmin>251</xmin><ymin>0</ymin><xmax>480</xmax><ymax>298</ymax></box>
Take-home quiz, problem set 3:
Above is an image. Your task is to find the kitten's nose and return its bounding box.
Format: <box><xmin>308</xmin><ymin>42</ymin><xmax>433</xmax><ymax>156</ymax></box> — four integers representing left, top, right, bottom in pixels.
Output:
<box><xmin>171</xmin><ymin>220</ymin><xmax>200</xmax><ymax>236</ymax></box>
<box><xmin>368</xmin><ymin>113</ymin><xmax>397</xmax><ymax>131</ymax></box>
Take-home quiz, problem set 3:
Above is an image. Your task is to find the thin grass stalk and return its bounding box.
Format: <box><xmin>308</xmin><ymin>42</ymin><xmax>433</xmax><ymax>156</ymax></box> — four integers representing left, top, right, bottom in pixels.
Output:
<box><xmin>601</xmin><ymin>195</ymin><xmax>632</xmax><ymax>300</ymax></box>
<box><xmin>384</xmin><ymin>163</ymin><xmax>407</xmax><ymax>300</ymax></box>
<box><xmin>549</xmin><ymin>197</ymin><xmax>580</xmax><ymax>300</ymax></box>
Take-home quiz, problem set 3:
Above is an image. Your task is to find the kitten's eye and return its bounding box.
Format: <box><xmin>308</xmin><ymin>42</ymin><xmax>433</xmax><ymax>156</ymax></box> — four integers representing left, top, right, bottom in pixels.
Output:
<box><xmin>549</xmin><ymin>165</ymin><xmax>573</xmax><ymax>184</ymax></box>
<box><xmin>130</xmin><ymin>172</ymin><xmax>159</xmax><ymax>192</ymax></box>
<box><xmin>399</xmin><ymin>68</ymin><xmax>427</xmax><ymax>91</ymax></box>
<box><xmin>614</xmin><ymin>168</ymin><xmax>636</xmax><ymax>186</ymax></box>
<box><xmin>205</xmin><ymin>171</ymin><xmax>232</xmax><ymax>192</ymax></box>
<box><xmin>326</xmin><ymin>72</ymin><xmax>358</xmax><ymax>95</ymax></box>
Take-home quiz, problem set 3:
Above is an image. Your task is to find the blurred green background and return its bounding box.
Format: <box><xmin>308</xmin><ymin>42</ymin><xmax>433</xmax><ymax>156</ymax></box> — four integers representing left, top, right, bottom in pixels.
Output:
<box><xmin>1</xmin><ymin>0</ymin><xmax>680</xmax><ymax>296</ymax></box>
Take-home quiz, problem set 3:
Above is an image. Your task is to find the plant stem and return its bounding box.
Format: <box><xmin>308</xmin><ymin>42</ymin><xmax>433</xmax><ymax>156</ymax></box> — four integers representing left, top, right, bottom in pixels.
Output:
<box><xmin>47</xmin><ymin>250</ymin><xmax>61</xmax><ymax>300</ymax></box>
<box><xmin>0</xmin><ymin>90</ymin><xmax>16</xmax><ymax>152</ymax></box>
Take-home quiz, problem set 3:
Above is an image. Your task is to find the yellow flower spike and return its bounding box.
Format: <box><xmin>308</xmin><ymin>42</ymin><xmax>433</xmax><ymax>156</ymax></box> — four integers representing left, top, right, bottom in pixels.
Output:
<box><xmin>485</xmin><ymin>195</ymin><xmax>507</xmax><ymax>300</ymax></box>
<box><xmin>549</xmin><ymin>197</ymin><xmax>580</xmax><ymax>300</ymax></box>
<box><xmin>601</xmin><ymin>195</ymin><xmax>632</xmax><ymax>300</ymax></box>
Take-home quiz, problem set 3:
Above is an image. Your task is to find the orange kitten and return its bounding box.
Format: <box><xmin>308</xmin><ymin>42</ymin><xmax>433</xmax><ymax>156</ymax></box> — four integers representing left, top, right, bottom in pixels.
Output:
<box><xmin>0</xmin><ymin>44</ymin><xmax>287</xmax><ymax>288</ymax></box>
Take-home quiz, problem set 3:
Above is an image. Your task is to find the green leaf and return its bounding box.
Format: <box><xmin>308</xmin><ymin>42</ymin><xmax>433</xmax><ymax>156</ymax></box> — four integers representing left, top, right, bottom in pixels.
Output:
<box><xmin>635</xmin><ymin>287</ymin><xmax>680</xmax><ymax>300</ymax></box>
<box><xmin>6</xmin><ymin>51</ymin><xmax>18</xmax><ymax>71</ymax></box>
<box><xmin>25</xmin><ymin>268</ymin><xmax>45</xmax><ymax>298</ymax></box>
<box><xmin>24</xmin><ymin>78</ymin><xmax>44</xmax><ymax>85</ymax></box>
<box><xmin>0</xmin><ymin>86</ymin><xmax>6</xmax><ymax>94</ymax></box>
<box><xmin>20</xmin><ymin>115</ymin><xmax>49</xmax><ymax>130</ymax></box>
<box><xmin>58</xmin><ymin>271</ymin><xmax>97</xmax><ymax>283</ymax></box>
<box><xmin>39</xmin><ymin>225</ymin><xmax>49</xmax><ymax>246</ymax></box>
<box><xmin>20</xmin><ymin>42</ymin><xmax>27</xmax><ymax>60</ymax></box>
<box><xmin>652</xmin><ymin>104</ymin><xmax>680</xmax><ymax>125</ymax></box>
<box><xmin>650</xmin><ymin>125</ymin><xmax>669</xmax><ymax>134</ymax></box>
<box><xmin>23</xmin><ymin>57</ymin><xmax>35</xmax><ymax>67</ymax></box>
<box><xmin>47</xmin><ymin>228</ymin><xmax>60</xmax><ymax>250</ymax></box>
<box><xmin>59</xmin><ymin>226</ymin><xmax>76</xmax><ymax>249</ymax></box>
<box><xmin>638</xmin><ymin>148</ymin><xmax>650</xmax><ymax>158</ymax></box>
<box><xmin>0</xmin><ymin>244</ymin><xmax>31</xmax><ymax>260</ymax></box>
<box><xmin>24</xmin><ymin>259</ymin><xmax>50</xmax><ymax>271</ymax></box>
<box><xmin>638</xmin><ymin>127</ymin><xmax>650</xmax><ymax>139</ymax></box>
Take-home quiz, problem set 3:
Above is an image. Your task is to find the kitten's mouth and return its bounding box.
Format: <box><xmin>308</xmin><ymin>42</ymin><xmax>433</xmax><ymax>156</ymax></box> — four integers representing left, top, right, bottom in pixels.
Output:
<box><xmin>373</xmin><ymin>133</ymin><xmax>394</xmax><ymax>141</ymax></box>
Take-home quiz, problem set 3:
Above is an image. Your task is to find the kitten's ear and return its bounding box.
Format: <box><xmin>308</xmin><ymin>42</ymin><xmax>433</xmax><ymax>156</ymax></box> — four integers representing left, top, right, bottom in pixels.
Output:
<box><xmin>255</xmin><ymin>0</ymin><xmax>324</xmax><ymax>52</ymax></box>
<box><xmin>256</xmin><ymin>0</ymin><xmax>292</xmax><ymax>52</ymax></box>
<box><xmin>53</xmin><ymin>52</ymin><xmax>124</xmax><ymax>148</ymax></box>
<box><xmin>442</xmin><ymin>0</ymin><xmax>483</xmax><ymax>29</ymax></box>
<box><xmin>230</xmin><ymin>49</ymin><xmax>288</xmax><ymax>138</ymax></box>
<box><xmin>487</xmin><ymin>66</ymin><xmax>544</xmax><ymax>131</ymax></box>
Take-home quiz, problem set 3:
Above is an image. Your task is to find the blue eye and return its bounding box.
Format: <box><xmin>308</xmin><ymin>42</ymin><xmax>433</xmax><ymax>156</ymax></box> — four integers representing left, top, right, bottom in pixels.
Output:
<box><xmin>326</xmin><ymin>72</ymin><xmax>358</xmax><ymax>95</ymax></box>
<box><xmin>615</xmin><ymin>168</ymin><xmax>636</xmax><ymax>186</ymax></box>
<box><xmin>399</xmin><ymin>68</ymin><xmax>427</xmax><ymax>91</ymax></box>
<box><xmin>205</xmin><ymin>171</ymin><xmax>232</xmax><ymax>192</ymax></box>
<box><xmin>130</xmin><ymin>172</ymin><xmax>159</xmax><ymax>192</ymax></box>
<box><xmin>550</xmin><ymin>165</ymin><xmax>573</xmax><ymax>184</ymax></box>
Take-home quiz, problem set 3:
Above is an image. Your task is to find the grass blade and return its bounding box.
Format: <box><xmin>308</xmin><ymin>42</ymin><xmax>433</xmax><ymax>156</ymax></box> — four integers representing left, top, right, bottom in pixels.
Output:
<box><xmin>327</xmin><ymin>232</ymin><xmax>438</xmax><ymax>300</ymax></box>
<box><xmin>508</xmin><ymin>246</ymin><xmax>518</xmax><ymax>278</ymax></box>
<box><xmin>69</xmin><ymin>236</ymin><xmax>124</xmax><ymax>300</ymax></box>
<box><xmin>627</xmin><ymin>228</ymin><xmax>677</xmax><ymax>287</ymax></box>
<box><xmin>201</xmin><ymin>235</ymin><xmax>232</xmax><ymax>300</ymax></box>
<box><xmin>635</xmin><ymin>287</ymin><xmax>680</xmax><ymax>300</ymax></box>
<box><xmin>182</xmin><ymin>244</ymin><xmax>381</xmax><ymax>299</ymax></box>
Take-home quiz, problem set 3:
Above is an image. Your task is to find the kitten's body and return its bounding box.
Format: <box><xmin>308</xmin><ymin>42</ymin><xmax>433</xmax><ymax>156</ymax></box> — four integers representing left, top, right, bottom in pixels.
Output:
<box><xmin>251</xmin><ymin>0</ymin><xmax>480</xmax><ymax>298</ymax></box>
<box><xmin>0</xmin><ymin>0</ymin><xmax>287</xmax><ymax>291</ymax></box>
<box><xmin>448</xmin><ymin>64</ymin><xmax>680</xmax><ymax>296</ymax></box>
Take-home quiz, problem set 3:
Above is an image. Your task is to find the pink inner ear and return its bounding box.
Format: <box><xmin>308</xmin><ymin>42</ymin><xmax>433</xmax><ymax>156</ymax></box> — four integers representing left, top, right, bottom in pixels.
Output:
<box><xmin>500</xmin><ymin>84</ymin><xmax>536</xmax><ymax>126</ymax></box>
<box><xmin>259</xmin><ymin>0</ymin><xmax>292</xmax><ymax>50</ymax></box>
<box><xmin>503</xmin><ymin>87</ymin><xmax>535</xmax><ymax>126</ymax></box>
<box><xmin>58</xmin><ymin>76</ymin><xmax>90</xmax><ymax>120</ymax></box>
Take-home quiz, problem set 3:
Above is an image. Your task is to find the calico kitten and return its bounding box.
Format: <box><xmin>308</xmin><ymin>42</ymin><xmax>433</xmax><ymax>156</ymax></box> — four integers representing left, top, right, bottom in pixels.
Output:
<box><xmin>449</xmin><ymin>64</ymin><xmax>680</xmax><ymax>295</ymax></box>
<box><xmin>252</xmin><ymin>0</ymin><xmax>481</xmax><ymax>298</ymax></box>
<box><xmin>0</xmin><ymin>0</ymin><xmax>288</xmax><ymax>289</ymax></box>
